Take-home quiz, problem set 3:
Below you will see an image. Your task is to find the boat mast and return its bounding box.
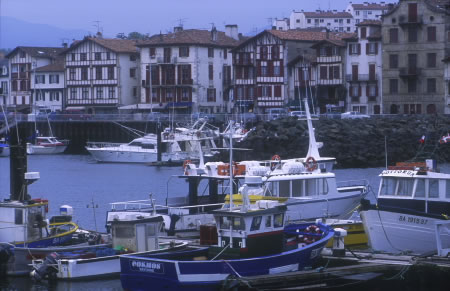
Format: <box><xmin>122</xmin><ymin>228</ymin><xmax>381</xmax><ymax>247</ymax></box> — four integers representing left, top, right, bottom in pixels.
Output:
<box><xmin>228</xmin><ymin>120</ymin><xmax>234</xmax><ymax>248</ymax></box>
<box><xmin>304</xmin><ymin>99</ymin><xmax>320</xmax><ymax>160</ymax></box>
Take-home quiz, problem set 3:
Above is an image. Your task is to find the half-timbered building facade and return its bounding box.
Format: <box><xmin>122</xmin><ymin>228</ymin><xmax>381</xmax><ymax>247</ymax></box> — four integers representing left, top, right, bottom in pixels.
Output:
<box><xmin>232</xmin><ymin>30</ymin><xmax>352</xmax><ymax>114</ymax></box>
<box><xmin>137</xmin><ymin>26</ymin><xmax>241</xmax><ymax>114</ymax></box>
<box><xmin>31</xmin><ymin>61</ymin><xmax>65</xmax><ymax>112</ymax></box>
<box><xmin>344</xmin><ymin>20</ymin><xmax>382</xmax><ymax>115</ymax></box>
<box><xmin>0</xmin><ymin>59</ymin><xmax>8</xmax><ymax>107</ymax></box>
<box><xmin>63</xmin><ymin>36</ymin><xmax>139</xmax><ymax>113</ymax></box>
<box><xmin>6</xmin><ymin>46</ymin><xmax>64</xmax><ymax>112</ymax></box>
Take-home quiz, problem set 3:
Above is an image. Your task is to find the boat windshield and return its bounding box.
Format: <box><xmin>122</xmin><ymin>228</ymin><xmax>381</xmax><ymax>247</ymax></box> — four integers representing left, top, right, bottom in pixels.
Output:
<box><xmin>219</xmin><ymin>216</ymin><xmax>245</xmax><ymax>230</ymax></box>
<box><xmin>264</xmin><ymin>178</ymin><xmax>329</xmax><ymax>198</ymax></box>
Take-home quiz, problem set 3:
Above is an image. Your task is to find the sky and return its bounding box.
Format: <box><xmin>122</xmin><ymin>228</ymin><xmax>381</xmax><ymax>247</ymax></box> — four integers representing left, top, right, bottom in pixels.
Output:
<box><xmin>0</xmin><ymin>0</ymin><xmax>393</xmax><ymax>38</ymax></box>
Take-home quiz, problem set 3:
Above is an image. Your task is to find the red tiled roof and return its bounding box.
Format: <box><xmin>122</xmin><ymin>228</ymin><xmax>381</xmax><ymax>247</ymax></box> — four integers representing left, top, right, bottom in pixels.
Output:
<box><xmin>6</xmin><ymin>46</ymin><xmax>65</xmax><ymax>59</ymax></box>
<box><xmin>138</xmin><ymin>29</ymin><xmax>241</xmax><ymax>48</ymax></box>
<box><xmin>88</xmin><ymin>38</ymin><xmax>139</xmax><ymax>53</ymax></box>
<box><xmin>269</xmin><ymin>30</ymin><xmax>354</xmax><ymax>42</ymax></box>
<box><xmin>352</xmin><ymin>3</ymin><xmax>391</xmax><ymax>10</ymax></box>
<box><xmin>357</xmin><ymin>20</ymin><xmax>382</xmax><ymax>26</ymax></box>
<box><xmin>303</xmin><ymin>11</ymin><xmax>352</xmax><ymax>18</ymax></box>
<box><xmin>35</xmin><ymin>61</ymin><xmax>64</xmax><ymax>72</ymax></box>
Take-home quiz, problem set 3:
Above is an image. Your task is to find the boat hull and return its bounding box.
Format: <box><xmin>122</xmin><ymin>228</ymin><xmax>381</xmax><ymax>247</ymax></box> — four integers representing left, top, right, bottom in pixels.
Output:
<box><xmin>54</xmin><ymin>242</ymin><xmax>187</xmax><ymax>280</ymax></box>
<box><xmin>27</xmin><ymin>144</ymin><xmax>67</xmax><ymax>155</ymax></box>
<box><xmin>1</xmin><ymin>243</ymin><xmax>110</xmax><ymax>276</ymax></box>
<box><xmin>86</xmin><ymin>148</ymin><xmax>190</xmax><ymax>163</ymax></box>
<box><xmin>361</xmin><ymin>209</ymin><xmax>450</xmax><ymax>254</ymax></box>
<box><xmin>120</xmin><ymin>232</ymin><xmax>331</xmax><ymax>291</ymax></box>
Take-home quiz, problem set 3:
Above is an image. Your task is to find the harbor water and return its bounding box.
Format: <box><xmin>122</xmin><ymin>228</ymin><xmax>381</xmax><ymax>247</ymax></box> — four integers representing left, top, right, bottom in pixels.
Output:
<box><xmin>0</xmin><ymin>154</ymin><xmax>435</xmax><ymax>290</ymax></box>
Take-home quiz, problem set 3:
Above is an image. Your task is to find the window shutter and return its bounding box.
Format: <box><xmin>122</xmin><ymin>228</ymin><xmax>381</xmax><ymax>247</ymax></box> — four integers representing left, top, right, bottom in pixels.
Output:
<box><xmin>334</xmin><ymin>66</ymin><xmax>340</xmax><ymax>79</ymax></box>
<box><xmin>357</xmin><ymin>44</ymin><xmax>361</xmax><ymax>55</ymax></box>
<box><xmin>268</xmin><ymin>61</ymin><xmax>273</xmax><ymax>76</ymax></box>
<box><xmin>260</xmin><ymin>46</ymin><xmax>263</xmax><ymax>59</ymax></box>
<box><xmin>257</xmin><ymin>86</ymin><xmax>262</xmax><ymax>97</ymax></box>
<box><xmin>328</xmin><ymin>66</ymin><xmax>333</xmax><ymax>79</ymax></box>
<box><xmin>280</xmin><ymin>62</ymin><xmax>284</xmax><ymax>77</ymax></box>
<box><xmin>257</xmin><ymin>61</ymin><xmax>262</xmax><ymax>76</ymax></box>
<box><xmin>366</xmin><ymin>43</ymin><xmax>369</xmax><ymax>55</ymax></box>
<box><xmin>236</xmin><ymin>67</ymin><xmax>242</xmax><ymax>79</ymax></box>
<box><xmin>366</xmin><ymin>85</ymin><xmax>370</xmax><ymax>97</ymax></box>
<box><xmin>358</xmin><ymin>86</ymin><xmax>362</xmax><ymax>97</ymax></box>
<box><xmin>177</xmin><ymin>66</ymin><xmax>182</xmax><ymax>85</ymax></box>
<box><xmin>268</xmin><ymin>86</ymin><xmax>272</xmax><ymax>97</ymax></box>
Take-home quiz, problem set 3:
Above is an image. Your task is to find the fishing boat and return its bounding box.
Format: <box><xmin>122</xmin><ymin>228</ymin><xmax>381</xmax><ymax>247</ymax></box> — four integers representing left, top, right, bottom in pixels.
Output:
<box><xmin>30</xmin><ymin>212</ymin><xmax>188</xmax><ymax>281</ymax></box>
<box><xmin>27</xmin><ymin>136</ymin><xmax>69</xmax><ymax>155</ymax></box>
<box><xmin>85</xmin><ymin>119</ymin><xmax>218</xmax><ymax>163</ymax></box>
<box><xmin>0</xmin><ymin>129</ymin><xmax>105</xmax><ymax>276</ymax></box>
<box><xmin>360</xmin><ymin>160</ymin><xmax>450</xmax><ymax>255</ymax></box>
<box><xmin>120</xmin><ymin>174</ymin><xmax>334</xmax><ymax>291</ymax></box>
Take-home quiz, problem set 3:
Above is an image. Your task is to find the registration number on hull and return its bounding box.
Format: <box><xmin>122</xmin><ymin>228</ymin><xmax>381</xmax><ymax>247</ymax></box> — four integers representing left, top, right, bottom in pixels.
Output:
<box><xmin>398</xmin><ymin>215</ymin><xmax>428</xmax><ymax>225</ymax></box>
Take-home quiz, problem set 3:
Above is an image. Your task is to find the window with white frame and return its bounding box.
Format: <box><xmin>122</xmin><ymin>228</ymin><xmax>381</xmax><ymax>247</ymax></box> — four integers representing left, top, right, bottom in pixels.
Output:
<box><xmin>69</xmin><ymin>68</ymin><xmax>76</xmax><ymax>80</ymax></box>
<box><xmin>50</xmin><ymin>91</ymin><xmax>59</xmax><ymax>101</ymax></box>
<box><xmin>70</xmin><ymin>88</ymin><xmax>77</xmax><ymax>99</ymax></box>
<box><xmin>35</xmin><ymin>75</ymin><xmax>45</xmax><ymax>84</ymax></box>
<box><xmin>368</xmin><ymin>43</ymin><xmax>377</xmax><ymax>54</ymax></box>
<box><xmin>274</xmin><ymin>63</ymin><xmax>281</xmax><ymax>76</ymax></box>
<box><xmin>96</xmin><ymin>87</ymin><xmax>103</xmax><ymax>99</ymax></box>
<box><xmin>108</xmin><ymin>87</ymin><xmax>115</xmax><ymax>99</ymax></box>
<box><xmin>262</xmin><ymin>86</ymin><xmax>270</xmax><ymax>97</ymax></box>
<box><xmin>49</xmin><ymin>74</ymin><xmax>59</xmax><ymax>84</ymax></box>
<box><xmin>82</xmin><ymin>88</ymin><xmax>89</xmax><ymax>99</ymax></box>
<box><xmin>351</xmin><ymin>86</ymin><xmax>359</xmax><ymax>97</ymax></box>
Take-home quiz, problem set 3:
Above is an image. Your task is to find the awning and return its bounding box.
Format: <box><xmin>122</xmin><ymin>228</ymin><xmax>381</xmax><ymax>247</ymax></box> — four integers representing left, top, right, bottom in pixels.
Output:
<box><xmin>165</xmin><ymin>102</ymin><xmax>193</xmax><ymax>108</ymax></box>
<box><xmin>65</xmin><ymin>106</ymin><xmax>86</xmax><ymax>111</ymax></box>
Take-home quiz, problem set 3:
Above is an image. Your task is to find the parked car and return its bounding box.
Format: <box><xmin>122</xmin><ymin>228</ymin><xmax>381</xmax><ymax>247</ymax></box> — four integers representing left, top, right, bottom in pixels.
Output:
<box><xmin>267</xmin><ymin>108</ymin><xmax>287</xmax><ymax>120</ymax></box>
<box><xmin>341</xmin><ymin>111</ymin><xmax>370</xmax><ymax>119</ymax></box>
<box><xmin>147</xmin><ymin>112</ymin><xmax>169</xmax><ymax>122</ymax></box>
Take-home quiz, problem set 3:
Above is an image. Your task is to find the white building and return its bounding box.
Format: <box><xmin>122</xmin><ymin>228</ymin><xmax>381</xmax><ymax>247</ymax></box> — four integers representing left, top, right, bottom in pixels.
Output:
<box><xmin>0</xmin><ymin>59</ymin><xmax>8</xmax><ymax>107</ymax></box>
<box><xmin>31</xmin><ymin>61</ymin><xmax>65</xmax><ymax>112</ymax></box>
<box><xmin>344</xmin><ymin>20</ymin><xmax>382</xmax><ymax>115</ymax></box>
<box><xmin>137</xmin><ymin>26</ymin><xmax>241</xmax><ymax>114</ymax></box>
<box><xmin>272</xmin><ymin>18</ymin><xmax>290</xmax><ymax>31</ymax></box>
<box><xmin>62</xmin><ymin>36</ymin><xmax>140</xmax><ymax>114</ymax></box>
<box><xmin>346</xmin><ymin>1</ymin><xmax>393</xmax><ymax>25</ymax></box>
<box><xmin>289</xmin><ymin>10</ymin><xmax>354</xmax><ymax>32</ymax></box>
<box><xmin>6</xmin><ymin>47</ymin><xmax>65</xmax><ymax>112</ymax></box>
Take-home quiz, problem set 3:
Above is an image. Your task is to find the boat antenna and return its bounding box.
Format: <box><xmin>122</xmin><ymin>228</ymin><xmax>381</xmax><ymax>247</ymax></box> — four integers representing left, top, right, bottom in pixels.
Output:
<box><xmin>384</xmin><ymin>136</ymin><xmax>388</xmax><ymax>169</ymax></box>
<box><xmin>305</xmin><ymin>99</ymin><xmax>320</xmax><ymax>159</ymax></box>
<box><xmin>228</xmin><ymin>120</ymin><xmax>234</xmax><ymax>212</ymax></box>
<box><xmin>87</xmin><ymin>198</ymin><xmax>99</xmax><ymax>232</ymax></box>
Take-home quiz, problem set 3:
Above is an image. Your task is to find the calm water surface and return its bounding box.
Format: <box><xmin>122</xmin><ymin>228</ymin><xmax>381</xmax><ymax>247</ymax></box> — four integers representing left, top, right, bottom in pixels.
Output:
<box><xmin>0</xmin><ymin>154</ymin><xmax>441</xmax><ymax>290</ymax></box>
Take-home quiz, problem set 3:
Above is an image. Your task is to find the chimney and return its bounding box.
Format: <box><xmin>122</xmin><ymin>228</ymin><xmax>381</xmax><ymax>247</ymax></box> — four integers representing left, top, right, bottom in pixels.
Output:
<box><xmin>211</xmin><ymin>26</ymin><xmax>218</xmax><ymax>41</ymax></box>
<box><xmin>225</xmin><ymin>24</ymin><xmax>239</xmax><ymax>40</ymax></box>
<box><xmin>174</xmin><ymin>26</ymin><xmax>183</xmax><ymax>33</ymax></box>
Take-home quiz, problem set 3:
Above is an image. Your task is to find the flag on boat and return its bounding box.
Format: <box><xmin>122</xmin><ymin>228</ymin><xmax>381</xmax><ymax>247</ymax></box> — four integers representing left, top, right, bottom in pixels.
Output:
<box><xmin>419</xmin><ymin>135</ymin><xmax>425</xmax><ymax>144</ymax></box>
<box><xmin>440</xmin><ymin>134</ymin><xmax>450</xmax><ymax>144</ymax></box>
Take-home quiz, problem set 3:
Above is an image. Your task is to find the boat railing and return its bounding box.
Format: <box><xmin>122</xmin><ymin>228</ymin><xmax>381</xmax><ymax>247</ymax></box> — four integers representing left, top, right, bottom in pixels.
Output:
<box><xmin>156</xmin><ymin>203</ymin><xmax>224</xmax><ymax>213</ymax></box>
<box><xmin>336</xmin><ymin>179</ymin><xmax>369</xmax><ymax>189</ymax></box>
<box><xmin>435</xmin><ymin>221</ymin><xmax>450</xmax><ymax>257</ymax></box>
<box><xmin>110</xmin><ymin>199</ymin><xmax>156</xmax><ymax>211</ymax></box>
<box><xmin>86</xmin><ymin>141</ymin><xmax>126</xmax><ymax>148</ymax></box>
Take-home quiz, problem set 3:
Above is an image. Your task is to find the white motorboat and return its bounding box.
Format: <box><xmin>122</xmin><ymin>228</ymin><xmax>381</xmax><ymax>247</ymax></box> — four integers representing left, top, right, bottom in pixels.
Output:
<box><xmin>27</xmin><ymin>136</ymin><xmax>69</xmax><ymax>155</ymax></box>
<box><xmin>86</xmin><ymin>119</ymin><xmax>218</xmax><ymax>163</ymax></box>
<box><xmin>360</xmin><ymin>160</ymin><xmax>450</xmax><ymax>255</ymax></box>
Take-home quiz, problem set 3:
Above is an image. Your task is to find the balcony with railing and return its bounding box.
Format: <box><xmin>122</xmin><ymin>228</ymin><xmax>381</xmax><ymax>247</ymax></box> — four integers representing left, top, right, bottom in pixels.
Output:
<box><xmin>398</xmin><ymin>14</ymin><xmax>423</xmax><ymax>27</ymax></box>
<box><xmin>399</xmin><ymin>67</ymin><xmax>421</xmax><ymax>78</ymax></box>
<box><xmin>345</xmin><ymin>74</ymin><xmax>378</xmax><ymax>82</ymax></box>
<box><xmin>316</xmin><ymin>55</ymin><xmax>342</xmax><ymax>63</ymax></box>
<box><xmin>156</xmin><ymin>56</ymin><xmax>177</xmax><ymax>64</ymax></box>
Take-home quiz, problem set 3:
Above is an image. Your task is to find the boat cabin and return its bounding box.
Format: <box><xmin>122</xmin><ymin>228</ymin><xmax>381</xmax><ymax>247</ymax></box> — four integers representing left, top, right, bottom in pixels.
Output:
<box><xmin>0</xmin><ymin>199</ymin><xmax>49</xmax><ymax>245</ymax></box>
<box><xmin>35</xmin><ymin>137</ymin><xmax>63</xmax><ymax>146</ymax></box>
<box><xmin>376</xmin><ymin>161</ymin><xmax>450</xmax><ymax>216</ymax></box>
<box><xmin>110</xmin><ymin>214</ymin><xmax>163</xmax><ymax>253</ymax></box>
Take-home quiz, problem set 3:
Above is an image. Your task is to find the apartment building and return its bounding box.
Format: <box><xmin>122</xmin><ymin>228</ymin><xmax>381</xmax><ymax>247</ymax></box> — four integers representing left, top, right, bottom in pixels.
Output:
<box><xmin>346</xmin><ymin>1</ymin><xmax>393</xmax><ymax>24</ymax></box>
<box><xmin>31</xmin><ymin>61</ymin><xmax>65</xmax><ymax>112</ymax></box>
<box><xmin>137</xmin><ymin>26</ymin><xmax>241</xmax><ymax>114</ymax></box>
<box><xmin>289</xmin><ymin>10</ymin><xmax>354</xmax><ymax>32</ymax></box>
<box><xmin>344</xmin><ymin>20</ymin><xmax>382</xmax><ymax>114</ymax></box>
<box><xmin>382</xmin><ymin>0</ymin><xmax>449</xmax><ymax>114</ymax></box>
<box><xmin>232</xmin><ymin>29</ymin><xmax>352</xmax><ymax>114</ymax></box>
<box><xmin>6</xmin><ymin>46</ymin><xmax>65</xmax><ymax>113</ymax></box>
<box><xmin>0</xmin><ymin>59</ymin><xmax>8</xmax><ymax>107</ymax></box>
<box><xmin>63</xmin><ymin>36</ymin><xmax>140</xmax><ymax>114</ymax></box>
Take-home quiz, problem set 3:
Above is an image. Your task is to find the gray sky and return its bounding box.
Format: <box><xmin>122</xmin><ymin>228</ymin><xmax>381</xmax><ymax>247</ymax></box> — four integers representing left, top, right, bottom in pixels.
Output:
<box><xmin>1</xmin><ymin>0</ymin><xmax>393</xmax><ymax>37</ymax></box>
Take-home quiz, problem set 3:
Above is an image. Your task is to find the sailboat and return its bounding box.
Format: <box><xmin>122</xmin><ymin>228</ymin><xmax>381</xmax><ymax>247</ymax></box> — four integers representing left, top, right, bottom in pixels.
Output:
<box><xmin>26</xmin><ymin>108</ymin><xmax>69</xmax><ymax>155</ymax></box>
